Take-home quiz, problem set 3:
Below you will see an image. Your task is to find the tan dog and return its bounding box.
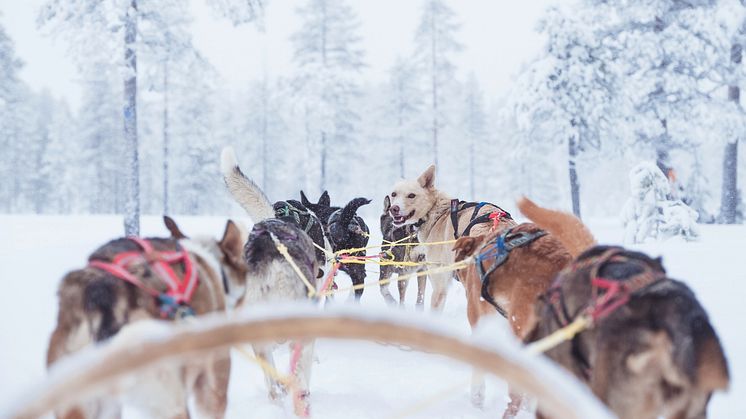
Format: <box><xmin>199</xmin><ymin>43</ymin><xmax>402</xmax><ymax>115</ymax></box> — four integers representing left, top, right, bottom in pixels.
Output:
<box><xmin>452</xmin><ymin>222</ymin><xmax>572</xmax><ymax>412</ymax></box>
<box><xmin>520</xmin><ymin>198</ymin><xmax>729</xmax><ymax>419</ymax></box>
<box><xmin>387</xmin><ymin>165</ymin><xmax>514</xmax><ymax>309</ymax></box>
<box><xmin>46</xmin><ymin>217</ymin><xmax>248</xmax><ymax>419</ymax></box>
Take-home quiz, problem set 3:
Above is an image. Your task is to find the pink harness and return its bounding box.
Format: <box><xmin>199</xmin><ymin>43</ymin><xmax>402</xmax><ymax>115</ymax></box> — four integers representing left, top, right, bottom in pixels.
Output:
<box><xmin>88</xmin><ymin>237</ymin><xmax>199</xmax><ymax>318</ymax></box>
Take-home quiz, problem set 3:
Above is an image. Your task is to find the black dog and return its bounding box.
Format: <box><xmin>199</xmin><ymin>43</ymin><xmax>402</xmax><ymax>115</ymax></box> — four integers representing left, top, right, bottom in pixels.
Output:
<box><xmin>273</xmin><ymin>200</ymin><xmax>326</xmax><ymax>278</ymax></box>
<box><xmin>379</xmin><ymin>196</ymin><xmax>427</xmax><ymax>307</ymax></box>
<box><xmin>301</xmin><ymin>191</ymin><xmax>371</xmax><ymax>299</ymax></box>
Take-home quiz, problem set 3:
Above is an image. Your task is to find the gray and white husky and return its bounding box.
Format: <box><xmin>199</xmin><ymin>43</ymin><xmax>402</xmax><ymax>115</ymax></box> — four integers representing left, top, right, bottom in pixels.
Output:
<box><xmin>221</xmin><ymin>147</ymin><xmax>319</xmax><ymax>415</ymax></box>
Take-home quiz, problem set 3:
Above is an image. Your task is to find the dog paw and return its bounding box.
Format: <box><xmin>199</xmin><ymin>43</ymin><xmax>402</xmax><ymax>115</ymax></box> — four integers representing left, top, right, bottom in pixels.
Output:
<box><xmin>293</xmin><ymin>391</ymin><xmax>311</xmax><ymax>418</ymax></box>
<box><xmin>268</xmin><ymin>383</ymin><xmax>287</xmax><ymax>402</ymax></box>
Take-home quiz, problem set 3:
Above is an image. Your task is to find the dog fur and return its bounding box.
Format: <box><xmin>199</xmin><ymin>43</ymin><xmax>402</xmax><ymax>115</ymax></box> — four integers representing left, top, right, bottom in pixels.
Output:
<box><xmin>387</xmin><ymin>165</ymin><xmax>515</xmax><ymax>310</ymax></box>
<box><xmin>379</xmin><ymin>195</ymin><xmax>428</xmax><ymax>307</ymax></box>
<box><xmin>221</xmin><ymin>147</ymin><xmax>320</xmax><ymax>414</ymax></box>
<box><xmin>46</xmin><ymin>216</ymin><xmax>248</xmax><ymax>419</ymax></box>
<box><xmin>452</xmin><ymin>223</ymin><xmax>572</xmax><ymax>411</ymax></box>
<box><xmin>519</xmin><ymin>197</ymin><xmax>730</xmax><ymax>419</ymax></box>
<box><xmin>222</xmin><ymin>147</ymin><xmax>327</xmax><ymax>278</ymax></box>
<box><xmin>300</xmin><ymin>191</ymin><xmax>372</xmax><ymax>299</ymax></box>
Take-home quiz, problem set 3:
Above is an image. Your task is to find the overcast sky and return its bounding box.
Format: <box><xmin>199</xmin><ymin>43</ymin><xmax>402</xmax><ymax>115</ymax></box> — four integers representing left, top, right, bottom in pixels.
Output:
<box><xmin>0</xmin><ymin>0</ymin><xmax>553</xmax><ymax>112</ymax></box>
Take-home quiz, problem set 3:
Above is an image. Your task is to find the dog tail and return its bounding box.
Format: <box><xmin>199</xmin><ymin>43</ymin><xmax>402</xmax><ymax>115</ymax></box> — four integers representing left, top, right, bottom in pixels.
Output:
<box><xmin>339</xmin><ymin>197</ymin><xmax>372</xmax><ymax>227</ymax></box>
<box><xmin>221</xmin><ymin>147</ymin><xmax>275</xmax><ymax>222</ymax></box>
<box><xmin>517</xmin><ymin>197</ymin><xmax>596</xmax><ymax>258</ymax></box>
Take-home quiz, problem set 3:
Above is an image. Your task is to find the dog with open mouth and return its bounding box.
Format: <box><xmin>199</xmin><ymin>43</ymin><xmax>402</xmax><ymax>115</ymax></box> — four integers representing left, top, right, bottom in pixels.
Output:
<box><xmin>386</xmin><ymin>164</ymin><xmax>514</xmax><ymax>310</ymax></box>
<box><xmin>379</xmin><ymin>195</ymin><xmax>428</xmax><ymax>307</ymax></box>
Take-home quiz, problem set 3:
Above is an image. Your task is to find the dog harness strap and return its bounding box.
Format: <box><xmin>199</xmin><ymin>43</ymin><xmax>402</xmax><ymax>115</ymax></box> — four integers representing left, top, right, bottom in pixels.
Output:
<box><xmin>87</xmin><ymin>260</ymin><xmax>160</xmax><ymax>297</ymax></box>
<box><xmin>88</xmin><ymin>237</ymin><xmax>199</xmax><ymax>318</ymax></box>
<box><xmin>475</xmin><ymin>228</ymin><xmax>548</xmax><ymax>316</ymax></box>
<box><xmin>451</xmin><ymin>199</ymin><xmax>513</xmax><ymax>239</ymax></box>
<box><xmin>450</xmin><ymin>199</ymin><xmax>461</xmax><ymax>239</ymax></box>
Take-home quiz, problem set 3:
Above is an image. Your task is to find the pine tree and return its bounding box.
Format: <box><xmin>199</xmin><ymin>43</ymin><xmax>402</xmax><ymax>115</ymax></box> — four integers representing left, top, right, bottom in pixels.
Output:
<box><xmin>513</xmin><ymin>5</ymin><xmax>620</xmax><ymax>217</ymax></box>
<box><xmin>462</xmin><ymin>74</ymin><xmax>486</xmax><ymax>200</ymax></box>
<box><xmin>413</xmin><ymin>0</ymin><xmax>463</xmax><ymax>167</ymax></box>
<box><xmin>384</xmin><ymin>57</ymin><xmax>423</xmax><ymax>179</ymax></box>
<box><xmin>291</xmin><ymin>0</ymin><xmax>366</xmax><ymax>194</ymax></box>
<box><xmin>0</xmin><ymin>22</ymin><xmax>31</xmax><ymax>212</ymax></box>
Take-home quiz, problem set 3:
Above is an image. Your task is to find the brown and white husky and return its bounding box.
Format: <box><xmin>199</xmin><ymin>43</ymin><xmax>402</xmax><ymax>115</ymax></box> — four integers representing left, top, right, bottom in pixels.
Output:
<box><xmin>46</xmin><ymin>216</ymin><xmax>248</xmax><ymax>419</ymax></box>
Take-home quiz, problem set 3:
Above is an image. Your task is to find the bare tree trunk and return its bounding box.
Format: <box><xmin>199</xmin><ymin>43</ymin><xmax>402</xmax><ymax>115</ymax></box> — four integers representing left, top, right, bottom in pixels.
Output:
<box><xmin>320</xmin><ymin>131</ymin><xmax>326</xmax><ymax>192</ymax></box>
<box><xmin>319</xmin><ymin>0</ymin><xmax>328</xmax><ymax>193</ymax></box>
<box><xmin>430</xmin><ymin>4</ymin><xmax>438</xmax><ymax>167</ymax></box>
<box><xmin>162</xmin><ymin>58</ymin><xmax>169</xmax><ymax>215</ymax></box>
<box><xmin>469</xmin><ymin>133</ymin><xmax>475</xmax><ymax>200</ymax></box>
<box><xmin>720</xmin><ymin>42</ymin><xmax>741</xmax><ymax>224</ymax></box>
<box><xmin>720</xmin><ymin>140</ymin><xmax>739</xmax><ymax>223</ymax></box>
<box><xmin>260</xmin><ymin>77</ymin><xmax>268</xmax><ymax>191</ymax></box>
<box><xmin>568</xmin><ymin>134</ymin><xmax>581</xmax><ymax>218</ymax></box>
<box><xmin>398</xmin><ymin>113</ymin><xmax>405</xmax><ymax>178</ymax></box>
<box><xmin>123</xmin><ymin>0</ymin><xmax>139</xmax><ymax>236</ymax></box>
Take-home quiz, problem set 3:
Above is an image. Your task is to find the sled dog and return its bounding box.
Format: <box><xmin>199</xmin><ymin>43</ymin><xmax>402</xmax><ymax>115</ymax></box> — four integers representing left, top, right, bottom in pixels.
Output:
<box><xmin>520</xmin><ymin>197</ymin><xmax>729</xmax><ymax>419</ymax></box>
<box><xmin>46</xmin><ymin>216</ymin><xmax>248</xmax><ymax>419</ymax></box>
<box><xmin>386</xmin><ymin>164</ymin><xmax>514</xmax><ymax>309</ymax></box>
<box><xmin>222</xmin><ymin>147</ymin><xmax>319</xmax><ymax>415</ymax></box>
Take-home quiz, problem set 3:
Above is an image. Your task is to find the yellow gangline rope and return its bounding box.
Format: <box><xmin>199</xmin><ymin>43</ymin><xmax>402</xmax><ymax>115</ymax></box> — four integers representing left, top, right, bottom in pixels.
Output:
<box><xmin>321</xmin><ymin>257</ymin><xmax>473</xmax><ymax>297</ymax></box>
<box><xmin>526</xmin><ymin>315</ymin><xmax>593</xmax><ymax>355</ymax></box>
<box><xmin>269</xmin><ymin>233</ymin><xmax>317</xmax><ymax>297</ymax></box>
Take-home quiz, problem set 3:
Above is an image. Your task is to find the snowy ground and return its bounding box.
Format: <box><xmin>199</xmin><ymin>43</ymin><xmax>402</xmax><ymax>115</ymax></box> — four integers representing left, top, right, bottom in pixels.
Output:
<box><xmin>0</xmin><ymin>215</ymin><xmax>742</xmax><ymax>418</ymax></box>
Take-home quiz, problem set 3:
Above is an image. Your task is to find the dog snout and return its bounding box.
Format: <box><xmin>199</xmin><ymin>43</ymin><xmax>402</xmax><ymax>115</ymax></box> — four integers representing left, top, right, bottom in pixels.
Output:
<box><xmin>390</xmin><ymin>205</ymin><xmax>400</xmax><ymax>215</ymax></box>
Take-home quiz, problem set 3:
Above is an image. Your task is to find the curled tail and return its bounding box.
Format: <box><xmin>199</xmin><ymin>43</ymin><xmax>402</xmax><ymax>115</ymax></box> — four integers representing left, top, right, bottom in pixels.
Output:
<box><xmin>221</xmin><ymin>147</ymin><xmax>275</xmax><ymax>222</ymax></box>
<box><xmin>339</xmin><ymin>197</ymin><xmax>371</xmax><ymax>227</ymax></box>
<box><xmin>517</xmin><ymin>197</ymin><xmax>596</xmax><ymax>258</ymax></box>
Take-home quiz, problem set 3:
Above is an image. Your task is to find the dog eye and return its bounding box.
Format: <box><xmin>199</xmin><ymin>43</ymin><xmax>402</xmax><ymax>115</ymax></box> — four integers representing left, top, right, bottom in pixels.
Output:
<box><xmin>408</xmin><ymin>193</ymin><xmax>416</xmax><ymax>199</ymax></box>
<box><xmin>391</xmin><ymin>192</ymin><xmax>397</xmax><ymax>197</ymax></box>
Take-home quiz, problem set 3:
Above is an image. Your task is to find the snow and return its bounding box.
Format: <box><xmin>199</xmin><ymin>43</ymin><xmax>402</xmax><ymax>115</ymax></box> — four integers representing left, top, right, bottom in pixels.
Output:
<box><xmin>0</xmin><ymin>214</ymin><xmax>743</xmax><ymax>418</ymax></box>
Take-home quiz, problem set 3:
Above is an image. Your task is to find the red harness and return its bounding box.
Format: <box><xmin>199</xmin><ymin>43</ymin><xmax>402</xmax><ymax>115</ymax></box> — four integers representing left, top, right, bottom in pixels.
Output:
<box><xmin>547</xmin><ymin>248</ymin><xmax>665</xmax><ymax>327</ymax></box>
<box><xmin>88</xmin><ymin>237</ymin><xmax>199</xmax><ymax>318</ymax></box>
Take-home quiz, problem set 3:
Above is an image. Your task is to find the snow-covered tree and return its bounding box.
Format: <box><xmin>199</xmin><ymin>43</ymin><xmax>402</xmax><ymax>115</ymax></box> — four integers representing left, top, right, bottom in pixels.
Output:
<box><xmin>0</xmin><ymin>22</ymin><xmax>30</xmax><ymax>212</ymax></box>
<box><xmin>513</xmin><ymin>4</ymin><xmax>622</xmax><ymax>217</ymax></box>
<box><xmin>384</xmin><ymin>57</ymin><xmax>424</xmax><ymax>179</ymax></box>
<box><xmin>414</xmin><ymin>0</ymin><xmax>463</xmax><ymax>167</ymax></box>
<box><xmin>39</xmin><ymin>0</ymin><xmax>142</xmax><ymax>232</ymax></box>
<box><xmin>291</xmin><ymin>0</ymin><xmax>366</xmax><ymax>194</ymax></box>
<box><xmin>719</xmin><ymin>0</ymin><xmax>746</xmax><ymax>223</ymax></box>
<box><xmin>40</xmin><ymin>100</ymin><xmax>79</xmax><ymax>213</ymax></box>
<box><xmin>622</xmin><ymin>162</ymin><xmax>699</xmax><ymax>243</ymax></box>
<box><xmin>462</xmin><ymin>74</ymin><xmax>487</xmax><ymax>200</ymax></box>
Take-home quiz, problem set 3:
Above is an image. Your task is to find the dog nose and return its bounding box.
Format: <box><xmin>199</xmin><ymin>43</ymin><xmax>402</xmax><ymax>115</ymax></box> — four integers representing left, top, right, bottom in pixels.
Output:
<box><xmin>390</xmin><ymin>205</ymin><xmax>400</xmax><ymax>215</ymax></box>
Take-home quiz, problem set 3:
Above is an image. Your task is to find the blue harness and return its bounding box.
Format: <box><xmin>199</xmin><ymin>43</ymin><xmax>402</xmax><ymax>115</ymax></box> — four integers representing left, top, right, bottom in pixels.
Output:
<box><xmin>475</xmin><ymin>227</ymin><xmax>547</xmax><ymax>316</ymax></box>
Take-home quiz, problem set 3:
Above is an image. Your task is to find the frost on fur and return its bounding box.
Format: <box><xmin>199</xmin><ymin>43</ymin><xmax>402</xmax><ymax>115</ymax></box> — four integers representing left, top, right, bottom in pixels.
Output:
<box><xmin>621</xmin><ymin>162</ymin><xmax>699</xmax><ymax>244</ymax></box>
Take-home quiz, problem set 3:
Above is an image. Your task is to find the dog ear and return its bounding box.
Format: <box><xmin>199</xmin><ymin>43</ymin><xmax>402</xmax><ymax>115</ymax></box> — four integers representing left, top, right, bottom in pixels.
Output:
<box><xmin>417</xmin><ymin>165</ymin><xmax>436</xmax><ymax>189</ymax></box>
<box><xmin>300</xmin><ymin>190</ymin><xmax>312</xmax><ymax>207</ymax></box>
<box><xmin>219</xmin><ymin>220</ymin><xmax>244</xmax><ymax>262</ymax></box>
<box><xmin>383</xmin><ymin>195</ymin><xmax>391</xmax><ymax>212</ymax></box>
<box><xmin>163</xmin><ymin>215</ymin><xmax>188</xmax><ymax>239</ymax></box>
<box><xmin>319</xmin><ymin>191</ymin><xmax>331</xmax><ymax>207</ymax></box>
<box><xmin>452</xmin><ymin>235</ymin><xmax>485</xmax><ymax>262</ymax></box>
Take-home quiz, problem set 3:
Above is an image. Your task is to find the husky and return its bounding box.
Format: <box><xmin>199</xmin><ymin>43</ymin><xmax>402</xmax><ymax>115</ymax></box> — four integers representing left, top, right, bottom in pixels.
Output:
<box><xmin>378</xmin><ymin>195</ymin><xmax>428</xmax><ymax>307</ymax></box>
<box><xmin>46</xmin><ymin>216</ymin><xmax>248</xmax><ymax>419</ymax></box>
<box><xmin>519</xmin><ymin>197</ymin><xmax>729</xmax><ymax>419</ymax></box>
<box><xmin>221</xmin><ymin>147</ymin><xmax>319</xmax><ymax>415</ymax></box>
<box><xmin>452</xmin><ymin>220</ymin><xmax>571</xmax><ymax>411</ymax></box>
<box><xmin>387</xmin><ymin>164</ymin><xmax>514</xmax><ymax>309</ymax></box>
<box><xmin>300</xmin><ymin>191</ymin><xmax>372</xmax><ymax>299</ymax></box>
